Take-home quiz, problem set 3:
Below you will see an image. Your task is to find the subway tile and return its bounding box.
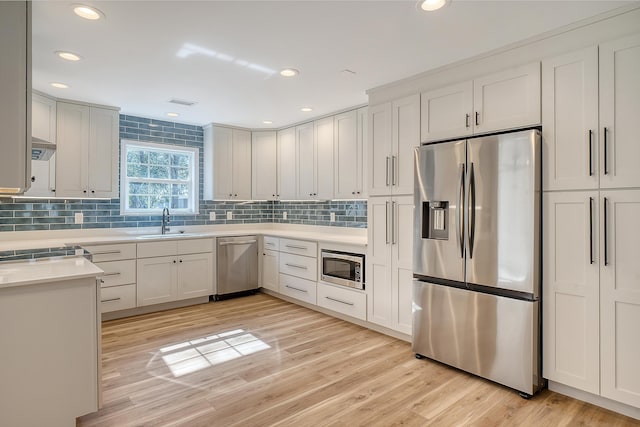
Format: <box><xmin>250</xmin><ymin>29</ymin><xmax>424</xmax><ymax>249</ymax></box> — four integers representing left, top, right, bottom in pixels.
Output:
<box><xmin>49</xmin><ymin>224</ymin><xmax>82</xmax><ymax>230</ymax></box>
<box><xmin>15</xmin><ymin>224</ymin><xmax>50</xmax><ymax>231</ymax></box>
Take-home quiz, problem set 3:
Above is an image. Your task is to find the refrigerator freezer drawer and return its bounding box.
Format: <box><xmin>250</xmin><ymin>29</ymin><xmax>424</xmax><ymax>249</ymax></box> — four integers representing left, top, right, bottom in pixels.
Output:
<box><xmin>412</xmin><ymin>280</ymin><xmax>542</xmax><ymax>395</ymax></box>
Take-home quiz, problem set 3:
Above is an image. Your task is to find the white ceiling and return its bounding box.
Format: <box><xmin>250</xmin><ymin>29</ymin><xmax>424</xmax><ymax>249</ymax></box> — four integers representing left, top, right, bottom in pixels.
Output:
<box><xmin>32</xmin><ymin>1</ymin><xmax>633</xmax><ymax>129</ymax></box>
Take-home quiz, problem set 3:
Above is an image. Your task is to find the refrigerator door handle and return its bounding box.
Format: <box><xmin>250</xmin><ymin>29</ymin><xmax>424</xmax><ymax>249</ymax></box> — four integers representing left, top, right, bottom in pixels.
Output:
<box><xmin>456</xmin><ymin>163</ymin><xmax>465</xmax><ymax>258</ymax></box>
<box><xmin>467</xmin><ymin>162</ymin><xmax>476</xmax><ymax>259</ymax></box>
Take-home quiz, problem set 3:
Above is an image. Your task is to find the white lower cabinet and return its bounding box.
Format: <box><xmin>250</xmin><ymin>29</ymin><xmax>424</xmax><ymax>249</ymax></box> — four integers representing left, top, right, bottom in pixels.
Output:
<box><xmin>317</xmin><ymin>283</ymin><xmax>366</xmax><ymax>321</ymax></box>
<box><xmin>100</xmin><ymin>284</ymin><xmax>136</xmax><ymax>313</ymax></box>
<box><xmin>136</xmin><ymin>239</ymin><xmax>214</xmax><ymax>307</ymax></box>
<box><xmin>279</xmin><ymin>273</ymin><xmax>316</xmax><ymax>305</ymax></box>
<box><xmin>279</xmin><ymin>252</ymin><xmax>317</xmax><ymax>281</ymax></box>
<box><xmin>367</xmin><ymin>195</ymin><xmax>414</xmax><ymax>334</ymax></box>
<box><xmin>262</xmin><ymin>249</ymin><xmax>279</xmax><ymax>292</ymax></box>
<box><xmin>544</xmin><ymin>189</ymin><xmax>640</xmax><ymax>409</ymax></box>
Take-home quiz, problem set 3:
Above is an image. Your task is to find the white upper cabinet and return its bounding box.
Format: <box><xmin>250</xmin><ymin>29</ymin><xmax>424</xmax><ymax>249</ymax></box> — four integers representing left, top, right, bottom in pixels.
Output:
<box><xmin>542</xmin><ymin>47</ymin><xmax>599</xmax><ymax>191</ymax></box>
<box><xmin>25</xmin><ymin>93</ymin><xmax>56</xmax><ymax>197</ymax></box>
<box><xmin>420</xmin><ymin>62</ymin><xmax>541</xmax><ymax>143</ymax></box>
<box><xmin>55</xmin><ymin>101</ymin><xmax>119</xmax><ymax>198</ymax></box>
<box><xmin>369</xmin><ymin>94</ymin><xmax>419</xmax><ymax>197</ymax></box>
<box><xmin>296</xmin><ymin>122</ymin><xmax>315</xmax><ymax>200</ymax></box>
<box><xmin>314</xmin><ymin>116</ymin><xmax>334</xmax><ymax>200</ymax></box>
<box><xmin>599</xmin><ymin>34</ymin><xmax>640</xmax><ymax>189</ymax></box>
<box><xmin>232</xmin><ymin>129</ymin><xmax>252</xmax><ymax>199</ymax></box>
<box><xmin>252</xmin><ymin>130</ymin><xmax>278</xmax><ymax>200</ymax></box>
<box><xmin>277</xmin><ymin>127</ymin><xmax>296</xmax><ymax>200</ymax></box>
<box><xmin>334</xmin><ymin>109</ymin><xmax>365</xmax><ymax>199</ymax></box>
<box><xmin>203</xmin><ymin>126</ymin><xmax>251</xmax><ymax>200</ymax></box>
<box><xmin>421</xmin><ymin>81</ymin><xmax>473</xmax><ymax>142</ymax></box>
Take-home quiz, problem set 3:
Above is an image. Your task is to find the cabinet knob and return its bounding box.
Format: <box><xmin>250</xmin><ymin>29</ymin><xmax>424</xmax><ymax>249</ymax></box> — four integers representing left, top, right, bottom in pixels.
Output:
<box><xmin>83</xmin><ymin>190</ymin><xmax>87</xmax><ymax>193</ymax></box>
<box><xmin>91</xmin><ymin>190</ymin><xmax>95</xmax><ymax>194</ymax></box>
<box><xmin>229</xmin><ymin>193</ymin><xmax>233</xmax><ymax>197</ymax></box>
<box><xmin>51</xmin><ymin>189</ymin><xmax>55</xmax><ymax>192</ymax></box>
<box><xmin>352</xmin><ymin>191</ymin><xmax>355</xmax><ymax>195</ymax></box>
<box><xmin>234</xmin><ymin>194</ymin><xmax>238</xmax><ymax>197</ymax></box>
<box><xmin>173</xmin><ymin>260</ymin><xmax>176</xmax><ymax>264</ymax></box>
<box><xmin>356</xmin><ymin>191</ymin><xmax>360</xmax><ymax>194</ymax></box>
<box><xmin>179</xmin><ymin>259</ymin><xmax>183</xmax><ymax>263</ymax></box>
<box><xmin>30</xmin><ymin>176</ymin><xmax>36</xmax><ymax>182</ymax></box>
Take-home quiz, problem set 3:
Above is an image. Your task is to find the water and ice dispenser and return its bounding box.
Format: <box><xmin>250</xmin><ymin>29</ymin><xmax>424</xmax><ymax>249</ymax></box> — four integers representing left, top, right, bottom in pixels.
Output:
<box><xmin>421</xmin><ymin>201</ymin><xmax>449</xmax><ymax>240</ymax></box>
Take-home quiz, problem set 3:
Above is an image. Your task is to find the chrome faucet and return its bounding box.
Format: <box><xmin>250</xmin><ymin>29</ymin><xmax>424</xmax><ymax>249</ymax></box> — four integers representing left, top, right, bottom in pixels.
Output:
<box><xmin>161</xmin><ymin>207</ymin><xmax>170</xmax><ymax>234</ymax></box>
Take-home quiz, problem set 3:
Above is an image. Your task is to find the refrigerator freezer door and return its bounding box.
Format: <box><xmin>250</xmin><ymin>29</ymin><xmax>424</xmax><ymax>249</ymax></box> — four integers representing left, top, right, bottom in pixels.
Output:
<box><xmin>413</xmin><ymin>141</ymin><xmax>466</xmax><ymax>283</ymax></box>
<box><xmin>466</xmin><ymin>129</ymin><xmax>540</xmax><ymax>296</ymax></box>
<box><xmin>412</xmin><ymin>280</ymin><xmax>541</xmax><ymax>395</ymax></box>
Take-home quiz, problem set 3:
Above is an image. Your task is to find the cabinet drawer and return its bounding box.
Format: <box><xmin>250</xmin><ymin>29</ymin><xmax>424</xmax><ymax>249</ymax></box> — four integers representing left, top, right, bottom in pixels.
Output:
<box><xmin>96</xmin><ymin>259</ymin><xmax>135</xmax><ymax>288</ymax></box>
<box><xmin>178</xmin><ymin>238</ymin><xmax>213</xmax><ymax>255</ymax></box>
<box><xmin>100</xmin><ymin>284</ymin><xmax>136</xmax><ymax>313</ymax></box>
<box><xmin>279</xmin><ymin>274</ymin><xmax>316</xmax><ymax>305</ymax></box>
<box><xmin>280</xmin><ymin>238</ymin><xmax>317</xmax><ymax>257</ymax></box>
<box><xmin>83</xmin><ymin>243</ymin><xmax>136</xmax><ymax>262</ymax></box>
<box><xmin>263</xmin><ymin>236</ymin><xmax>279</xmax><ymax>251</ymax></box>
<box><xmin>317</xmin><ymin>283</ymin><xmax>367</xmax><ymax>321</ymax></box>
<box><xmin>279</xmin><ymin>252</ymin><xmax>317</xmax><ymax>281</ymax></box>
<box><xmin>137</xmin><ymin>241</ymin><xmax>177</xmax><ymax>258</ymax></box>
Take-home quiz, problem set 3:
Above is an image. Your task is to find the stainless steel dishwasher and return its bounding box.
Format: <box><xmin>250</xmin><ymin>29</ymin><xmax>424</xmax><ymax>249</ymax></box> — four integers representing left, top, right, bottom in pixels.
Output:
<box><xmin>216</xmin><ymin>236</ymin><xmax>258</xmax><ymax>298</ymax></box>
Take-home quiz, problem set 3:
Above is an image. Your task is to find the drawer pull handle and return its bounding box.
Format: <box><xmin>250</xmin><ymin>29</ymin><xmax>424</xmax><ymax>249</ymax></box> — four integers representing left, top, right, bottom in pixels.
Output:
<box><xmin>103</xmin><ymin>272</ymin><xmax>121</xmax><ymax>277</ymax></box>
<box><xmin>285</xmin><ymin>285</ymin><xmax>308</xmax><ymax>293</ymax></box>
<box><xmin>285</xmin><ymin>263</ymin><xmax>308</xmax><ymax>270</ymax></box>
<box><xmin>285</xmin><ymin>244</ymin><xmax>308</xmax><ymax>250</ymax></box>
<box><xmin>92</xmin><ymin>250</ymin><xmax>121</xmax><ymax>255</ymax></box>
<box><xmin>101</xmin><ymin>297</ymin><xmax>121</xmax><ymax>303</ymax></box>
<box><xmin>325</xmin><ymin>296</ymin><xmax>354</xmax><ymax>306</ymax></box>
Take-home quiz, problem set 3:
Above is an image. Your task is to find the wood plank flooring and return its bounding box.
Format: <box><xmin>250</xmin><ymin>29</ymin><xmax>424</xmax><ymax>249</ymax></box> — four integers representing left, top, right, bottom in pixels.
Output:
<box><xmin>78</xmin><ymin>293</ymin><xmax>638</xmax><ymax>426</ymax></box>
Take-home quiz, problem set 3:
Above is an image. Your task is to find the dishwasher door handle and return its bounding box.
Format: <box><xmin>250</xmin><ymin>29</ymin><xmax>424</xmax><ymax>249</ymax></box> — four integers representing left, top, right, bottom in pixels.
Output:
<box><xmin>218</xmin><ymin>240</ymin><xmax>257</xmax><ymax>246</ymax></box>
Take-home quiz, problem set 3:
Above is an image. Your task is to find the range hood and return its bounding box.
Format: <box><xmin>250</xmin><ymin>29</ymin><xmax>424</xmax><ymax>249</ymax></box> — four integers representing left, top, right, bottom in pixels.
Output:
<box><xmin>32</xmin><ymin>137</ymin><xmax>55</xmax><ymax>161</ymax></box>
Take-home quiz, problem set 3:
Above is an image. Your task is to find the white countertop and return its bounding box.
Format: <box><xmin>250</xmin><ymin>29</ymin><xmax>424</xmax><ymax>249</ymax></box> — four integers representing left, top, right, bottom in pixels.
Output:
<box><xmin>0</xmin><ymin>224</ymin><xmax>367</xmax><ymax>251</ymax></box>
<box><xmin>0</xmin><ymin>257</ymin><xmax>103</xmax><ymax>289</ymax></box>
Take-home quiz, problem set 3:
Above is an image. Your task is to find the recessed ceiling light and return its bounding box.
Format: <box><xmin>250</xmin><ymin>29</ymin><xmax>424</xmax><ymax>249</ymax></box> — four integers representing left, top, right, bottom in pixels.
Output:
<box><xmin>73</xmin><ymin>4</ymin><xmax>104</xmax><ymax>20</ymax></box>
<box><xmin>301</xmin><ymin>107</ymin><xmax>313</xmax><ymax>112</ymax></box>
<box><xmin>167</xmin><ymin>112</ymin><xmax>179</xmax><ymax>117</ymax></box>
<box><xmin>50</xmin><ymin>82</ymin><xmax>69</xmax><ymax>89</ymax></box>
<box><xmin>56</xmin><ymin>51</ymin><xmax>82</xmax><ymax>61</ymax></box>
<box><xmin>263</xmin><ymin>120</ymin><xmax>273</xmax><ymax>125</ymax></box>
<box><xmin>417</xmin><ymin>0</ymin><xmax>451</xmax><ymax>12</ymax></box>
<box><xmin>279</xmin><ymin>68</ymin><xmax>299</xmax><ymax>77</ymax></box>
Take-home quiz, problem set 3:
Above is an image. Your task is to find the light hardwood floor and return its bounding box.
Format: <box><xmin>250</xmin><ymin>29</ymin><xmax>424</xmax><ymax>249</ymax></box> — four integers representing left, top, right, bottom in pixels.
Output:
<box><xmin>78</xmin><ymin>293</ymin><xmax>638</xmax><ymax>426</ymax></box>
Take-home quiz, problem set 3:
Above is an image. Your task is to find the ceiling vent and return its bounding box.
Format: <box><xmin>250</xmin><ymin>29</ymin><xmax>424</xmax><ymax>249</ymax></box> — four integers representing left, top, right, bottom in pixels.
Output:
<box><xmin>168</xmin><ymin>98</ymin><xmax>197</xmax><ymax>107</ymax></box>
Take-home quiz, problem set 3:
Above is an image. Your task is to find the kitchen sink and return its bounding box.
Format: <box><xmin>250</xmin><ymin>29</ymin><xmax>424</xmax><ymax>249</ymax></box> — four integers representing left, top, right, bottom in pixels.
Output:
<box><xmin>136</xmin><ymin>233</ymin><xmax>203</xmax><ymax>239</ymax></box>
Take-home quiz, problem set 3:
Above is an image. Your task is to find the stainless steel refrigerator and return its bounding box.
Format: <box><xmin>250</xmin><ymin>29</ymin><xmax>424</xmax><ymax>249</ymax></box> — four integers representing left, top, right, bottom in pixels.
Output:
<box><xmin>412</xmin><ymin>128</ymin><xmax>544</xmax><ymax>397</ymax></box>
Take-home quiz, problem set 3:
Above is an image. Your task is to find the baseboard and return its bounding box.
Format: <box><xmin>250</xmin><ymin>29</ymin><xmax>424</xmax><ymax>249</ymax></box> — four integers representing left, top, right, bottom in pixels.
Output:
<box><xmin>101</xmin><ymin>296</ymin><xmax>210</xmax><ymax>321</ymax></box>
<box><xmin>548</xmin><ymin>380</ymin><xmax>640</xmax><ymax>420</ymax></box>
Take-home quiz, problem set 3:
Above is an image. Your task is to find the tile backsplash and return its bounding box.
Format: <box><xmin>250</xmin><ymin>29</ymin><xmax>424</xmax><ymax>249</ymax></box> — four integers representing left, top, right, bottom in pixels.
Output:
<box><xmin>0</xmin><ymin>115</ymin><xmax>367</xmax><ymax>232</ymax></box>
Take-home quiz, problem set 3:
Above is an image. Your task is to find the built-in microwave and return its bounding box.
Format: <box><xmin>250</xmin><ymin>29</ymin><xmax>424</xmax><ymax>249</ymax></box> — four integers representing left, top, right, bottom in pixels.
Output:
<box><xmin>321</xmin><ymin>250</ymin><xmax>365</xmax><ymax>290</ymax></box>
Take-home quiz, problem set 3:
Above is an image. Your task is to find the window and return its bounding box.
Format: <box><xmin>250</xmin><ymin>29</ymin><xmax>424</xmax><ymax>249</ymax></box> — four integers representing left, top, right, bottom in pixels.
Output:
<box><xmin>120</xmin><ymin>140</ymin><xmax>199</xmax><ymax>215</ymax></box>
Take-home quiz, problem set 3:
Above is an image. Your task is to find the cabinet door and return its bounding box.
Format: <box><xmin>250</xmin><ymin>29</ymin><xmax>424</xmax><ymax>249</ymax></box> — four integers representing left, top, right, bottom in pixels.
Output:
<box><xmin>368</xmin><ymin>103</ymin><xmax>392</xmax><ymax>196</ymax></box>
<box><xmin>334</xmin><ymin>110</ymin><xmax>359</xmax><ymax>199</ymax></box>
<box><xmin>25</xmin><ymin>155</ymin><xmax>55</xmax><ymax>197</ymax></box>
<box><xmin>392</xmin><ymin>94</ymin><xmax>419</xmax><ymax>196</ymax></box>
<box><xmin>232</xmin><ymin>129</ymin><xmax>252</xmax><ymax>199</ymax></box>
<box><xmin>88</xmin><ymin>107</ymin><xmax>118</xmax><ymax>198</ymax></box>
<box><xmin>599</xmin><ymin>34</ymin><xmax>640</xmax><ymax>189</ymax></box>
<box><xmin>277</xmin><ymin>127</ymin><xmax>296</xmax><ymax>200</ymax></box>
<box><xmin>542</xmin><ymin>192</ymin><xmax>600</xmax><ymax>394</ymax></box>
<box><xmin>473</xmin><ymin>61</ymin><xmax>541</xmax><ymax>134</ymax></box>
<box><xmin>262</xmin><ymin>249</ymin><xmax>279</xmax><ymax>292</ymax></box>
<box><xmin>315</xmin><ymin>116</ymin><xmax>334</xmax><ymax>200</ymax></box>
<box><xmin>296</xmin><ymin>122</ymin><xmax>315</xmax><ymax>200</ymax></box>
<box><xmin>357</xmin><ymin>107</ymin><xmax>367</xmax><ymax>198</ymax></box>
<box><xmin>542</xmin><ymin>47</ymin><xmax>599</xmax><ymax>191</ymax></box>
<box><xmin>32</xmin><ymin>92</ymin><xmax>56</xmax><ymax>143</ymax></box>
<box><xmin>212</xmin><ymin>126</ymin><xmax>233</xmax><ymax>199</ymax></box>
<box><xmin>251</xmin><ymin>131</ymin><xmax>278</xmax><ymax>200</ymax></box>
<box><xmin>55</xmin><ymin>102</ymin><xmax>89</xmax><ymax>197</ymax></box>
<box><xmin>600</xmin><ymin>190</ymin><xmax>640</xmax><ymax>407</ymax></box>
<box><xmin>420</xmin><ymin>81</ymin><xmax>473</xmax><ymax>143</ymax></box>
<box><xmin>391</xmin><ymin>195</ymin><xmax>414</xmax><ymax>334</ymax></box>
<box><xmin>137</xmin><ymin>256</ymin><xmax>177</xmax><ymax>306</ymax></box>
<box><xmin>177</xmin><ymin>252</ymin><xmax>213</xmax><ymax>300</ymax></box>
<box><xmin>367</xmin><ymin>196</ymin><xmax>393</xmax><ymax>328</ymax></box>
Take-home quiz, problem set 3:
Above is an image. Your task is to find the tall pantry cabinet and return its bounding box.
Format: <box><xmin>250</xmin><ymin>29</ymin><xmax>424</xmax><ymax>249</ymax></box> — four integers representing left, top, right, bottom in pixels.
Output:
<box><xmin>542</xmin><ymin>34</ymin><xmax>640</xmax><ymax>409</ymax></box>
<box><xmin>367</xmin><ymin>94</ymin><xmax>419</xmax><ymax>335</ymax></box>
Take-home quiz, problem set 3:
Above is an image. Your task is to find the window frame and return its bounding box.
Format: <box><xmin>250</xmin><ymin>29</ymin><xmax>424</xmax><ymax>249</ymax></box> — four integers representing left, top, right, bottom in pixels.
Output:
<box><xmin>120</xmin><ymin>139</ymin><xmax>200</xmax><ymax>215</ymax></box>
